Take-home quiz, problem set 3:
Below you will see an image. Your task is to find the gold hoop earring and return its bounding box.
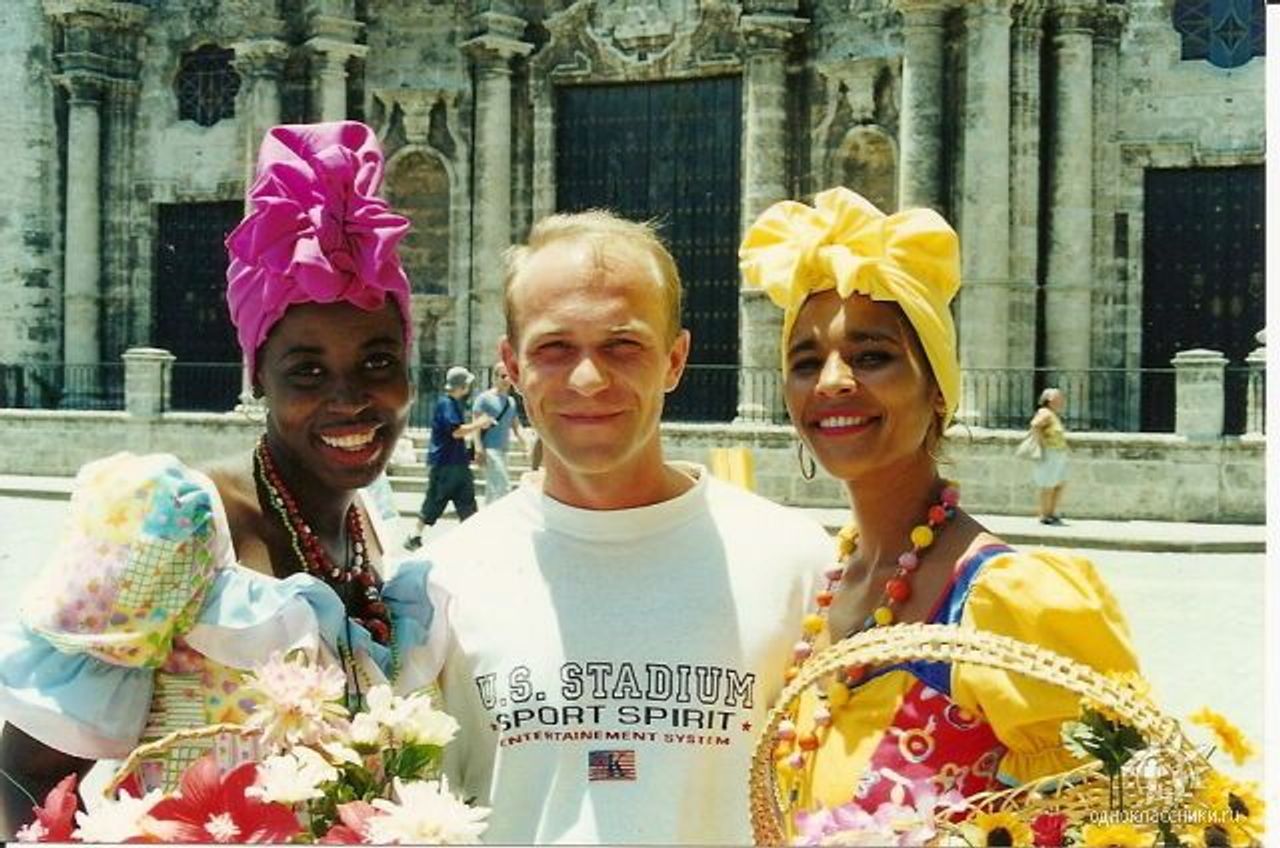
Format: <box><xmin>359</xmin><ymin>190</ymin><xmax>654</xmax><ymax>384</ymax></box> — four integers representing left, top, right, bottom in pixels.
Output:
<box><xmin>797</xmin><ymin>440</ymin><xmax>816</xmax><ymax>482</ymax></box>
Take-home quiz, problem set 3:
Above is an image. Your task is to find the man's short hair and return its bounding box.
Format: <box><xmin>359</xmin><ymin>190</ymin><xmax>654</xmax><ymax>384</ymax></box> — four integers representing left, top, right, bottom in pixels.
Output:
<box><xmin>502</xmin><ymin>210</ymin><xmax>684</xmax><ymax>345</ymax></box>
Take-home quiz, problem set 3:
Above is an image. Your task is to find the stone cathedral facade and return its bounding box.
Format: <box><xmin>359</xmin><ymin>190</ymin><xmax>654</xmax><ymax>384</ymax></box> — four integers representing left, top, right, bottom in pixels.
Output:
<box><xmin>0</xmin><ymin>0</ymin><xmax>1265</xmax><ymax>428</ymax></box>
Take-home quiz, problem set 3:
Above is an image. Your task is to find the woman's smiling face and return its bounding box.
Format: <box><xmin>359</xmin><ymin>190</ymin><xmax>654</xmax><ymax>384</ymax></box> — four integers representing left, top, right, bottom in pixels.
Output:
<box><xmin>784</xmin><ymin>290</ymin><xmax>942</xmax><ymax>483</ymax></box>
<box><xmin>256</xmin><ymin>300</ymin><xmax>411</xmax><ymax>492</ymax></box>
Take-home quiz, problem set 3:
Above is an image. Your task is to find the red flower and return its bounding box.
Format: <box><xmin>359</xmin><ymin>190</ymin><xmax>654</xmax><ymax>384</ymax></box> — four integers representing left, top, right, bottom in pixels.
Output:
<box><xmin>318</xmin><ymin>800</ymin><xmax>380</xmax><ymax>844</ymax></box>
<box><xmin>145</xmin><ymin>755</ymin><xmax>301</xmax><ymax>843</ymax></box>
<box><xmin>15</xmin><ymin>773</ymin><xmax>78</xmax><ymax>842</ymax></box>
<box><xmin>1031</xmin><ymin>812</ymin><xmax>1070</xmax><ymax>847</ymax></box>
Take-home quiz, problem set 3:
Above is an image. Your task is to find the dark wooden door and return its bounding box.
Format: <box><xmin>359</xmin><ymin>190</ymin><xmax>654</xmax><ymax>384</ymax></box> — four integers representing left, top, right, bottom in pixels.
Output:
<box><xmin>1140</xmin><ymin>166</ymin><xmax>1264</xmax><ymax>432</ymax></box>
<box><xmin>556</xmin><ymin>77</ymin><xmax>742</xmax><ymax>421</ymax></box>
<box><xmin>154</xmin><ymin>202</ymin><xmax>244</xmax><ymax>410</ymax></box>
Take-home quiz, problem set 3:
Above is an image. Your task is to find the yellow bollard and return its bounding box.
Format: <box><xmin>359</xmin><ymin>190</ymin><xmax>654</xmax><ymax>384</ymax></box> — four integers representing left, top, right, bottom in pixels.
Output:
<box><xmin>708</xmin><ymin>446</ymin><xmax>756</xmax><ymax>492</ymax></box>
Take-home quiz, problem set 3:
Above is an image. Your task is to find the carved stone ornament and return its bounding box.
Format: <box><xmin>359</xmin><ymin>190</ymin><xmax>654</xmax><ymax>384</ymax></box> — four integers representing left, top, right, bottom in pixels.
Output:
<box><xmin>374</xmin><ymin>88</ymin><xmax>462</xmax><ymax>149</ymax></box>
<box><xmin>43</xmin><ymin>0</ymin><xmax>147</xmax><ymax>29</ymax></box>
<box><xmin>534</xmin><ymin>0</ymin><xmax>744</xmax><ymax>82</ymax></box>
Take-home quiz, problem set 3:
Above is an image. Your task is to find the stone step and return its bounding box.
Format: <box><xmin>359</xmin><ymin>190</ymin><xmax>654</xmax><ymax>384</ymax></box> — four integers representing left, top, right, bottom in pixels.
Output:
<box><xmin>387</xmin><ymin>459</ymin><xmax>533</xmax><ymax>480</ymax></box>
<box><xmin>386</xmin><ymin>462</ymin><xmax>533</xmax><ymax>496</ymax></box>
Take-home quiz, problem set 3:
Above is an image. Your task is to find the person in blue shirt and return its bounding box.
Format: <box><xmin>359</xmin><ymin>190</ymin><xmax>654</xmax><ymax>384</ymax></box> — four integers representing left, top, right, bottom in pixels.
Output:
<box><xmin>404</xmin><ymin>366</ymin><xmax>491</xmax><ymax>550</ymax></box>
<box><xmin>472</xmin><ymin>362</ymin><xmax>528</xmax><ymax>503</ymax></box>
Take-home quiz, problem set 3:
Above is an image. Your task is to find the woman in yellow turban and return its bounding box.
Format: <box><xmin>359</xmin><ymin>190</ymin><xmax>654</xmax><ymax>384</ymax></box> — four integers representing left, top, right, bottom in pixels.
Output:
<box><xmin>739</xmin><ymin>188</ymin><xmax>1141</xmax><ymax>837</ymax></box>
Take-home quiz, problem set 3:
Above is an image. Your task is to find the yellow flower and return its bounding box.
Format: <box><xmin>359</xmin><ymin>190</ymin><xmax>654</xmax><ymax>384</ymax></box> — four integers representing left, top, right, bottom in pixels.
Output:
<box><xmin>1185</xmin><ymin>770</ymin><xmax>1265</xmax><ymax>845</ymax></box>
<box><xmin>1190</xmin><ymin>769</ymin><xmax>1234</xmax><ymax>810</ymax></box>
<box><xmin>1189</xmin><ymin>707</ymin><xmax>1256</xmax><ymax>766</ymax></box>
<box><xmin>960</xmin><ymin>811</ymin><xmax>1033</xmax><ymax>847</ymax></box>
<box><xmin>836</xmin><ymin>524</ymin><xmax>859</xmax><ymax>558</ymax></box>
<box><xmin>1079</xmin><ymin>822</ymin><xmax>1154</xmax><ymax>847</ymax></box>
<box><xmin>1225</xmin><ymin>779</ymin><xmax>1265</xmax><ymax>842</ymax></box>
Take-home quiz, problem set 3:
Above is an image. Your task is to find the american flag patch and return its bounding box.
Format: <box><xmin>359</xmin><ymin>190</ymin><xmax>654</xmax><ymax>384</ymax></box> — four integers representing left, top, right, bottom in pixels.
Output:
<box><xmin>587</xmin><ymin>749</ymin><xmax>636</xmax><ymax>781</ymax></box>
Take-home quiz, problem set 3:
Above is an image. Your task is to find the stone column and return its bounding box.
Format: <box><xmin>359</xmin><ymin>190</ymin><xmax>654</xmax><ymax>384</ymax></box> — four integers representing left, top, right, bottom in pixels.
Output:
<box><xmin>956</xmin><ymin>0</ymin><xmax>1012</xmax><ymax>427</ymax></box>
<box><xmin>462</xmin><ymin>16</ymin><xmax>532</xmax><ymax>365</ymax></box>
<box><xmin>232</xmin><ymin>38</ymin><xmax>287</xmax><ymax>407</ymax></box>
<box><xmin>308</xmin><ymin>39</ymin><xmax>366</xmax><ymax>122</ymax></box>
<box><xmin>1089</xmin><ymin>4</ymin><xmax>1126</xmax><ymax>404</ymax></box>
<box><xmin>1245</xmin><ymin>330</ymin><xmax>1265</xmax><ymax>436</ymax></box>
<box><xmin>232</xmin><ymin>39</ymin><xmax>289</xmax><ymax>198</ymax></box>
<box><xmin>738</xmin><ymin>13</ymin><xmax>805</xmax><ymax>422</ymax></box>
<box><xmin>1042</xmin><ymin>1</ymin><xmax>1095</xmax><ymax>374</ymax></box>
<box><xmin>2</xmin><ymin>1</ymin><xmax>60</xmax><ymax>363</ymax></box>
<box><xmin>1172</xmin><ymin>349</ymin><xmax>1227</xmax><ymax>441</ymax></box>
<box><xmin>62</xmin><ymin>75</ymin><xmax>104</xmax><ymax>374</ymax></box>
<box><xmin>122</xmin><ymin>347</ymin><xmax>175</xmax><ymax>419</ymax></box>
<box><xmin>894</xmin><ymin>0</ymin><xmax>950</xmax><ymax>211</ymax></box>
<box><xmin>1007</xmin><ymin>1</ymin><xmax>1044</xmax><ymax>399</ymax></box>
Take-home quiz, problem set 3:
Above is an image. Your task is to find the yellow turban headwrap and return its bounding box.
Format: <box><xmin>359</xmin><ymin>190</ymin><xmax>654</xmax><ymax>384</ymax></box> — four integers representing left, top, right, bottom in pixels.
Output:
<box><xmin>738</xmin><ymin>187</ymin><xmax>962</xmax><ymax>425</ymax></box>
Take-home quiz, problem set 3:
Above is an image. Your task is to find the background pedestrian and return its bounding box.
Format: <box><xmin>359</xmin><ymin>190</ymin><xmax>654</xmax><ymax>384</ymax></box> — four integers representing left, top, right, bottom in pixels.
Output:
<box><xmin>472</xmin><ymin>362</ymin><xmax>527</xmax><ymax>503</ymax></box>
<box><xmin>403</xmin><ymin>366</ymin><xmax>490</xmax><ymax>550</ymax></box>
<box><xmin>1030</xmin><ymin>387</ymin><xmax>1069</xmax><ymax>524</ymax></box>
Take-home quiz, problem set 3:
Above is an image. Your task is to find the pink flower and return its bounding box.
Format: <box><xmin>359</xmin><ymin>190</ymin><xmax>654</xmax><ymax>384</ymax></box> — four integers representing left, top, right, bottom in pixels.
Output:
<box><xmin>243</xmin><ymin>651</ymin><xmax>350</xmax><ymax>753</ymax></box>
<box><xmin>318</xmin><ymin>801</ymin><xmax>381</xmax><ymax>844</ymax></box>
<box><xmin>15</xmin><ymin>773</ymin><xmax>78</xmax><ymax>843</ymax></box>
<box><xmin>144</xmin><ymin>755</ymin><xmax>301</xmax><ymax>843</ymax></box>
<box><xmin>792</xmin><ymin>779</ymin><xmax>969</xmax><ymax>847</ymax></box>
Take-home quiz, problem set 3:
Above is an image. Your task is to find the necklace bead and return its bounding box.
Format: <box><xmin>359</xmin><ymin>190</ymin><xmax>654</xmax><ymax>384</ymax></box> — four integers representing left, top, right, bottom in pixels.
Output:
<box><xmin>774</xmin><ymin>481</ymin><xmax>960</xmax><ymax>797</ymax></box>
<box><xmin>254</xmin><ymin>437</ymin><xmax>394</xmax><ymax>646</ymax></box>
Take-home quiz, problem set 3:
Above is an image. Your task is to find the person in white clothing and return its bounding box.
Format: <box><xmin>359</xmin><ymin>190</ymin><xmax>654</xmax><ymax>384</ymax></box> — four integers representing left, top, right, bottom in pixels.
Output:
<box><xmin>402</xmin><ymin>210</ymin><xmax>832</xmax><ymax>844</ymax></box>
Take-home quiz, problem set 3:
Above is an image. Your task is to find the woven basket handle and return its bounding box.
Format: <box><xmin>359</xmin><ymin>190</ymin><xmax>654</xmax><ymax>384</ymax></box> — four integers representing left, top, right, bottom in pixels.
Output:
<box><xmin>748</xmin><ymin>623</ymin><xmax>1193</xmax><ymax>845</ymax></box>
<box><xmin>104</xmin><ymin>722</ymin><xmax>258</xmax><ymax>798</ymax></box>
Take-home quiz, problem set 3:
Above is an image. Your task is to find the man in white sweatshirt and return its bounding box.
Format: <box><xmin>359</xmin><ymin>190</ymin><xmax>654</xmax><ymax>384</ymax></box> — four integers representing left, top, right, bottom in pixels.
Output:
<box><xmin>404</xmin><ymin>210</ymin><xmax>831</xmax><ymax>844</ymax></box>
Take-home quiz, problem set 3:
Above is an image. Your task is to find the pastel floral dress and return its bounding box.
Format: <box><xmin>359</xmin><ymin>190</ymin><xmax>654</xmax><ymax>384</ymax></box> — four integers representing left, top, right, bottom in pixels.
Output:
<box><xmin>780</xmin><ymin>545</ymin><xmax>1141</xmax><ymax>833</ymax></box>
<box><xmin>0</xmin><ymin>453</ymin><xmax>432</xmax><ymax>791</ymax></box>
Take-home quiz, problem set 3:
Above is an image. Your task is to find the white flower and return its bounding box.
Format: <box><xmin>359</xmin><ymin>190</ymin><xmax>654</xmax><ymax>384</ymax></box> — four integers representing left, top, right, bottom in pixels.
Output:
<box><xmin>362</xmin><ymin>686</ymin><xmax>458</xmax><ymax>747</ymax></box>
<box><xmin>204</xmin><ymin>811</ymin><xmax>242</xmax><ymax>842</ymax></box>
<box><xmin>244</xmin><ymin>651</ymin><xmax>351</xmax><ymax>752</ymax></box>
<box><xmin>320</xmin><ymin>738</ymin><xmax>364</xmax><ymax>766</ymax></box>
<box><xmin>365</xmin><ymin>685</ymin><xmax>404</xmax><ymax>724</ymax></box>
<box><xmin>14</xmin><ymin>820</ymin><xmax>46</xmax><ymax>842</ymax></box>
<box><xmin>351</xmin><ymin>711</ymin><xmax>386</xmax><ymax>747</ymax></box>
<box><xmin>367</xmin><ymin>777</ymin><xmax>490</xmax><ymax>844</ymax></box>
<box><xmin>246</xmin><ymin>747</ymin><xmax>338</xmax><ymax>804</ymax></box>
<box><xmin>396</xmin><ymin>696</ymin><xmax>460</xmax><ymax>747</ymax></box>
<box><xmin>72</xmin><ymin>788</ymin><xmax>165</xmax><ymax>843</ymax></box>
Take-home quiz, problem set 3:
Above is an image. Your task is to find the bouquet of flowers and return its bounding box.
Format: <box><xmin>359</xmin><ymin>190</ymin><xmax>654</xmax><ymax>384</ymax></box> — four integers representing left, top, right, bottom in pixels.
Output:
<box><xmin>14</xmin><ymin>651</ymin><xmax>489</xmax><ymax>844</ymax></box>
<box><xmin>750</xmin><ymin>624</ymin><xmax>1263</xmax><ymax>848</ymax></box>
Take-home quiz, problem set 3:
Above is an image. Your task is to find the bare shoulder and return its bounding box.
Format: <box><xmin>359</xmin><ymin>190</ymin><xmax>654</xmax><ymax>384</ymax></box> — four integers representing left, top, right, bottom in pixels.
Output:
<box><xmin>948</xmin><ymin>511</ymin><xmax>1007</xmax><ymax>564</ymax></box>
<box><xmin>199</xmin><ymin>453</ymin><xmax>259</xmax><ymax>532</ymax></box>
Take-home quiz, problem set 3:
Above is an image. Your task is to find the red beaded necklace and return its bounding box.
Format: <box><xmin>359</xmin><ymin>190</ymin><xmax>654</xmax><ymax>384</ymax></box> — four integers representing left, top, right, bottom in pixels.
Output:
<box><xmin>253</xmin><ymin>437</ymin><xmax>393</xmax><ymax>645</ymax></box>
<box><xmin>775</xmin><ymin>481</ymin><xmax>960</xmax><ymax>776</ymax></box>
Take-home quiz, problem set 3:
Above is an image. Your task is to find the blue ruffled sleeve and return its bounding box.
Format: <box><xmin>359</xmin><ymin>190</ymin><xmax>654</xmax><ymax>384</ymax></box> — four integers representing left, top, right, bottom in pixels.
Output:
<box><xmin>183</xmin><ymin>559</ymin><xmax>434</xmax><ymax>690</ymax></box>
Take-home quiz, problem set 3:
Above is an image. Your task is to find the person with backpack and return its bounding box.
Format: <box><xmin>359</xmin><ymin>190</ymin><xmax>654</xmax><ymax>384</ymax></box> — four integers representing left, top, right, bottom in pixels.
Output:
<box><xmin>472</xmin><ymin>361</ymin><xmax>528</xmax><ymax>503</ymax></box>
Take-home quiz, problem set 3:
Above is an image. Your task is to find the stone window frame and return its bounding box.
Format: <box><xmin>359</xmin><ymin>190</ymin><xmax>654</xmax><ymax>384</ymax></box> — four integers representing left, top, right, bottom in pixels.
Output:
<box><xmin>1171</xmin><ymin>0</ymin><xmax>1265</xmax><ymax>69</ymax></box>
<box><xmin>174</xmin><ymin>44</ymin><xmax>241</xmax><ymax>127</ymax></box>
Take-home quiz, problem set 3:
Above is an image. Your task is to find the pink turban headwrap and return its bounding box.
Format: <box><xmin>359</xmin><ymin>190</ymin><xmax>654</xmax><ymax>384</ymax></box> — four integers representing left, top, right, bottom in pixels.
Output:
<box><xmin>226</xmin><ymin>121</ymin><xmax>412</xmax><ymax>375</ymax></box>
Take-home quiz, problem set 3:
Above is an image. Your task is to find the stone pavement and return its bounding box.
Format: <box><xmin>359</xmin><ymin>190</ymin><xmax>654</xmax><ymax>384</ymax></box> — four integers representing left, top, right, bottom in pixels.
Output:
<box><xmin>0</xmin><ymin>472</ymin><xmax>1265</xmax><ymax>553</ymax></box>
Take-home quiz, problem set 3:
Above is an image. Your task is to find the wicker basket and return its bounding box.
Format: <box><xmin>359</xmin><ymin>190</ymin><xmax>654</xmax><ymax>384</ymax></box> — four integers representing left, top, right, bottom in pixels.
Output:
<box><xmin>104</xmin><ymin>722</ymin><xmax>261</xmax><ymax>798</ymax></box>
<box><xmin>748</xmin><ymin>623</ymin><xmax>1209</xmax><ymax>845</ymax></box>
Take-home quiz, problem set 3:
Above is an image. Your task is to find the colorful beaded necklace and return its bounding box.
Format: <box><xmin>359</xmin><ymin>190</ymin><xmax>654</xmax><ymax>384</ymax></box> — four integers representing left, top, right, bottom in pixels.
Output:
<box><xmin>253</xmin><ymin>436</ymin><xmax>393</xmax><ymax>646</ymax></box>
<box><xmin>775</xmin><ymin>480</ymin><xmax>960</xmax><ymax>778</ymax></box>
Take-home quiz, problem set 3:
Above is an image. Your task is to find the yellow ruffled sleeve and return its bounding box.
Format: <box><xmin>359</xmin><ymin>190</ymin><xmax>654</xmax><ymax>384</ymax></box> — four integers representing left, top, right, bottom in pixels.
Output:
<box><xmin>950</xmin><ymin>550</ymin><xmax>1140</xmax><ymax>784</ymax></box>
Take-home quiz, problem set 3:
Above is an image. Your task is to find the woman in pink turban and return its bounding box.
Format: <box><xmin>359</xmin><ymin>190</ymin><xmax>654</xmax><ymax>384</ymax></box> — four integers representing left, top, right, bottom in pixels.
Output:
<box><xmin>0</xmin><ymin>122</ymin><xmax>437</xmax><ymax>832</ymax></box>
